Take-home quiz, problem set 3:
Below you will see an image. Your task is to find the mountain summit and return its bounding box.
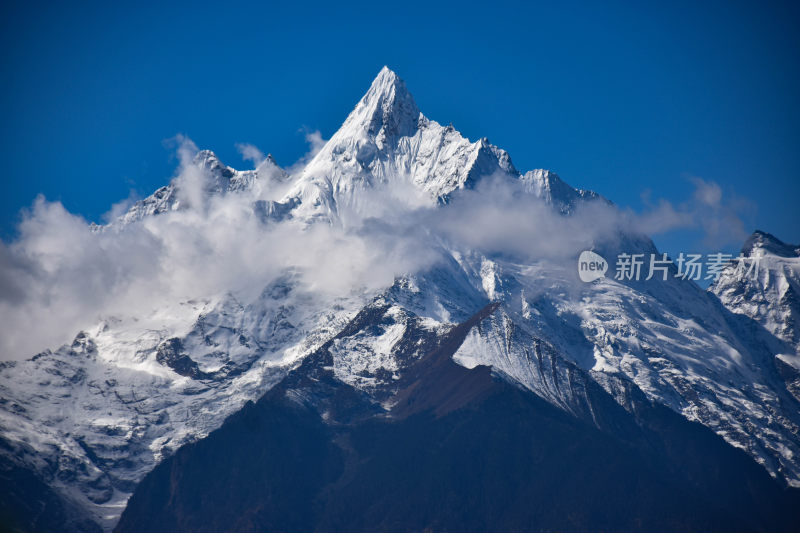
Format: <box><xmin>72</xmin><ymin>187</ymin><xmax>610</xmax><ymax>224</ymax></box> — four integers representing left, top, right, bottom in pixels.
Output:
<box><xmin>344</xmin><ymin>66</ymin><xmax>421</xmax><ymax>141</ymax></box>
<box><xmin>114</xmin><ymin>68</ymin><xmax>567</xmax><ymax>226</ymax></box>
<box><xmin>291</xmin><ymin>67</ymin><xmax>520</xmax><ymax>221</ymax></box>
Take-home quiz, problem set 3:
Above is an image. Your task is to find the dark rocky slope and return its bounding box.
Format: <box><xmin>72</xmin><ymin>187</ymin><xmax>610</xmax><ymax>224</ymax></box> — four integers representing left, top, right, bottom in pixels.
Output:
<box><xmin>116</xmin><ymin>305</ymin><xmax>800</xmax><ymax>533</ymax></box>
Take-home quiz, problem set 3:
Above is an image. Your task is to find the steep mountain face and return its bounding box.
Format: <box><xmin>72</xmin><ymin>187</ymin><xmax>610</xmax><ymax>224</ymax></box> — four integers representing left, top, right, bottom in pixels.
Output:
<box><xmin>520</xmin><ymin>168</ymin><xmax>603</xmax><ymax>214</ymax></box>
<box><xmin>287</xmin><ymin>67</ymin><xmax>517</xmax><ymax>223</ymax></box>
<box><xmin>116</xmin><ymin>303</ymin><xmax>800</xmax><ymax>533</ymax></box>
<box><xmin>1</xmin><ymin>67</ymin><xmax>799</xmax><ymax>531</ymax></box>
<box><xmin>712</xmin><ymin>231</ymin><xmax>800</xmax><ymax>400</ymax></box>
<box><xmin>712</xmin><ymin>231</ymin><xmax>800</xmax><ymax>355</ymax></box>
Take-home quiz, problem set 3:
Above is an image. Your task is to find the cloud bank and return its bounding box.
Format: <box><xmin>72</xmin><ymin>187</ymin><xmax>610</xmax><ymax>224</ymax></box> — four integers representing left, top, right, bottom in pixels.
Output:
<box><xmin>0</xmin><ymin>138</ymin><xmax>751</xmax><ymax>360</ymax></box>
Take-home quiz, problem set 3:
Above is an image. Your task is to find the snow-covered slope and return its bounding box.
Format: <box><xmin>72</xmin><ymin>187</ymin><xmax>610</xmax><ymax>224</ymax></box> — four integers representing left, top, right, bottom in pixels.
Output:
<box><xmin>283</xmin><ymin>67</ymin><xmax>518</xmax><ymax>223</ymax></box>
<box><xmin>712</xmin><ymin>231</ymin><xmax>800</xmax><ymax>400</ymax></box>
<box><xmin>109</xmin><ymin>149</ymin><xmax>289</xmax><ymax>228</ymax></box>
<box><xmin>450</xmin><ymin>257</ymin><xmax>800</xmax><ymax>484</ymax></box>
<box><xmin>712</xmin><ymin>231</ymin><xmax>800</xmax><ymax>355</ymax></box>
<box><xmin>0</xmin><ymin>281</ymin><xmax>365</xmax><ymax>529</ymax></box>
<box><xmin>520</xmin><ymin>168</ymin><xmax>604</xmax><ymax>214</ymax></box>
<box><xmin>1</xmin><ymin>67</ymin><xmax>799</xmax><ymax>531</ymax></box>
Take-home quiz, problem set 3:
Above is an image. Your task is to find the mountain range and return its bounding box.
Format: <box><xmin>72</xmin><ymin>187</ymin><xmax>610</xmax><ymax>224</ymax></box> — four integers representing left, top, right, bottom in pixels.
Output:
<box><xmin>1</xmin><ymin>67</ymin><xmax>799</xmax><ymax>532</ymax></box>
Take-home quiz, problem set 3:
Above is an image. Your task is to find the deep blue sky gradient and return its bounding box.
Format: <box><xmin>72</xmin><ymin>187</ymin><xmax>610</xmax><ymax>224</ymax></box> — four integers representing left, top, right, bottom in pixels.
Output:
<box><xmin>1</xmin><ymin>0</ymin><xmax>798</xmax><ymax>252</ymax></box>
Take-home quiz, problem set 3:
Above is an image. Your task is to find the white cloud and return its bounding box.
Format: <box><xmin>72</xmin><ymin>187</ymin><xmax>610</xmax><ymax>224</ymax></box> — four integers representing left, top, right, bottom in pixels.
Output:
<box><xmin>633</xmin><ymin>175</ymin><xmax>753</xmax><ymax>248</ymax></box>
<box><xmin>286</xmin><ymin>129</ymin><xmax>327</xmax><ymax>174</ymax></box>
<box><xmin>0</xmin><ymin>137</ymin><xmax>756</xmax><ymax>361</ymax></box>
<box><xmin>101</xmin><ymin>190</ymin><xmax>140</xmax><ymax>224</ymax></box>
<box><xmin>0</xmin><ymin>141</ymin><xmax>434</xmax><ymax>360</ymax></box>
<box><xmin>236</xmin><ymin>143</ymin><xmax>266</xmax><ymax>167</ymax></box>
<box><xmin>690</xmin><ymin>176</ymin><xmax>723</xmax><ymax>208</ymax></box>
<box><xmin>304</xmin><ymin>130</ymin><xmax>326</xmax><ymax>158</ymax></box>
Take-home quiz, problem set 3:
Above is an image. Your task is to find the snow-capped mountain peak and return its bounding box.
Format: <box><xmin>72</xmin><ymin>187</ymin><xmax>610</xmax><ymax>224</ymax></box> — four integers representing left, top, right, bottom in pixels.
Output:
<box><xmin>288</xmin><ymin>68</ymin><xmax>519</xmax><ymax>222</ymax></box>
<box><xmin>114</xmin><ymin>68</ymin><xmax>588</xmax><ymax>229</ymax></box>
<box><xmin>742</xmin><ymin>230</ymin><xmax>800</xmax><ymax>258</ymax></box>
<box><xmin>109</xmin><ymin>148</ymin><xmax>289</xmax><ymax>227</ymax></box>
<box><xmin>193</xmin><ymin>149</ymin><xmax>235</xmax><ymax>180</ymax></box>
<box><xmin>4</xmin><ymin>67</ymin><xmax>800</xmax><ymax>532</ymax></box>
<box><xmin>712</xmin><ymin>231</ymin><xmax>800</xmax><ymax>380</ymax></box>
<box><xmin>520</xmin><ymin>168</ymin><xmax>603</xmax><ymax>214</ymax></box>
<box><xmin>341</xmin><ymin>65</ymin><xmax>421</xmax><ymax>142</ymax></box>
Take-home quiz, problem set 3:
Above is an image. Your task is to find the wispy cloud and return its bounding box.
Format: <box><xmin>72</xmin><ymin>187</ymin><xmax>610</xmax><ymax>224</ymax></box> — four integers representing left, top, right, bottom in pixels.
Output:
<box><xmin>101</xmin><ymin>190</ymin><xmax>140</xmax><ymax>223</ymax></box>
<box><xmin>236</xmin><ymin>143</ymin><xmax>266</xmax><ymax>167</ymax></box>
<box><xmin>634</xmin><ymin>175</ymin><xmax>754</xmax><ymax>247</ymax></box>
<box><xmin>286</xmin><ymin>129</ymin><xmax>327</xmax><ymax>174</ymax></box>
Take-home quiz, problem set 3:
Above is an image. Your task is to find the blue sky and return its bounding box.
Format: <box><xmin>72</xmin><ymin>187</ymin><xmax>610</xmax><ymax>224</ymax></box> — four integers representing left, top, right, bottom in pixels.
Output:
<box><xmin>1</xmin><ymin>0</ymin><xmax>798</xmax><ymax>252</ymax></box>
